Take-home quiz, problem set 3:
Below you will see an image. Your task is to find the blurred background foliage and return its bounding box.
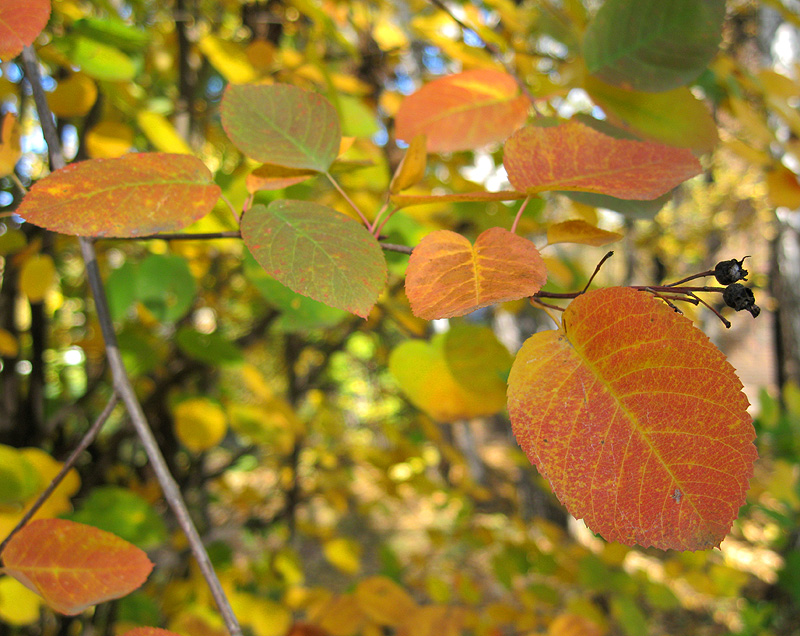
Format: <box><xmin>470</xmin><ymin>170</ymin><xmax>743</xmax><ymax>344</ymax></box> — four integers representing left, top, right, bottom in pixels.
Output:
<box><xmin>1</xmin><ymin>0</ymin><xmax>800</xmax><ymax>635</ymax></box>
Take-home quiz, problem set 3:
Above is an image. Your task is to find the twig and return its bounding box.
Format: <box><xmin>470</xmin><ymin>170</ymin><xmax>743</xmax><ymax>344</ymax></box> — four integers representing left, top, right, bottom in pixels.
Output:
<box><xmin>689</xmin><ymin>292</ymin><xmax>732</xmax><ymax>329</ymax></box>
<box><xmin>666</xmin><ymin>269</ymin><xmax>714</xmax><ymax>287</ymax></box>
<box><xmin>98</xmin><ymin>231</ymin><xmax>243</xmax><ymax>241</ymax></box>
<box><xmin>219</xmin><ymin>193</ymin><xmax>241</xmax><ymax>225</ymax></box>
<box><xmin>582</xmin><ymin>251</ymin><xmax>614</xmax><ymax>294</ymax></box>
<box><xmin>510</xmin><ymin>196</ymin><xmax>532</xmax><ymax>235</ymax></box>
<box><xmin>0</xmin><ymin>392</ymin><xmax>120</xmax><ymax>557</ymax></box>
<box><xmin>21</xmin><ymin>45</ymin><xmax>243</xmax><ymax>636</ymax></box>
<box><xmin>380</xmin><ymin>242</ymin><xmax>413</xmax><ymax>255</ymax></box>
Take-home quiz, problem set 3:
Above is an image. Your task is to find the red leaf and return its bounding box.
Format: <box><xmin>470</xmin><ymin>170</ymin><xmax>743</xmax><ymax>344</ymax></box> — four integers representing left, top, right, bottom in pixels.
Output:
<box><xmin>17</xmin><ymin>153</ymin><xmax>220</xmax><ymax>238</ymax></box>
<box><xmin>395</xmin><ymin>70</ymin><xmax>530</xmax><ymax>153</ymax></box>
<box><xmin>405</xmin><ymin>227</ymin><xmax>547</xmax><ymax>320</ymax></box>
<box><xmin>2</xmin><ymin>519</ymin><xmax>154</xmax><ymax>614</ymax></box>
<box><xmin>503</xmin><ymin>120</ymin><xmax>702</xmax><ymax>200</ymax></box>
<box><xmin>507</xmin><ymin>287</ymin><xmax>757</xmax><ymax>551</ymax></box>
<box><xmin>0</xmin><ymin>0</ymin><xmax>50</xmax><ymax>60</ymax></box>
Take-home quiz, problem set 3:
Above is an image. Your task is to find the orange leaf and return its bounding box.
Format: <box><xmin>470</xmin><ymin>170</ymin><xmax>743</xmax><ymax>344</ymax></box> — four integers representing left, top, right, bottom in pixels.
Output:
<box><xmin>2</xmin><ymin>518</ymin><xmax>154</xmax><ymax>614</ymax></box>
<box><xmin>0</xmin><ymin>113</ymin><xmax>21</xmax><ymax>178</ymax></box>
<box><xmin>546</xmin><ymin>220</ymin><xmax>623</xmax><ymax>247</ymax></box>
<box><xmin>504</xmin><ymin>120</ymin><xmax>702</xmax><ymax>200</ymax></box>
<box><xmin>395</xmin><ymin>70</ymin><xmax>529</xmax><ymax>153</ymax></box>
<box><xmin>766</xmin><ymin>164</ymin><xmax>800</xmax><ymax>209</ymax></box>
<box><xmin>406</xmin><ymin>227</ymin><xmax>546</xmax><ymax>320</ymax></box>
<box><xmin>0</xmin><ymin>0</ymin><xmax>50</xmax><ymax>60</ymax></box>
<box><xmin>507</xmin><ymin>287</ymin><xmax>757</xmax><ymax>551</ymax></box>
<box><xmin>390</xmin><ymin>134</ymin><xmax>427</xmax><ymax>194</ymax></box>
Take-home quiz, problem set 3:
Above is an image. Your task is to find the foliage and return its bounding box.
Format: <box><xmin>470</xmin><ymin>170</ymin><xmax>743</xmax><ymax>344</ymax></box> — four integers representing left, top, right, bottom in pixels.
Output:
<box><xmin>0</xmin><ymin>1</ymin><xmax>799</xmax><ymax>635</ymax></box>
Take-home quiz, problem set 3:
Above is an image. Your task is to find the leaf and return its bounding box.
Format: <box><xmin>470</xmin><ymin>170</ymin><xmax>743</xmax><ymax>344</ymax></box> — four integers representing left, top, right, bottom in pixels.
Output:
<box><xmin>242</xmin><ymin>201</ymin><xmax>387</xmax><ymax>318</ymax></box>
<box><xmin>390</xmin><ymin>134</ymin><xmax>427</xmax><ymax>194</ymax></box>
<box><xmin>136</xmin><ymin>111</ymin><xmax>193</xmax><ymax>155</ymax></box>
<box><xmin>547</xmin><ymin>220</ymin><xmax>623</xmax><ymax>247</ymax></box>
<box><xmin>136</xmin><ymin>253</ymin><xmax>196</xmax><ymax>323</ymax></box>
<box><xmin>1</xmin><ymin>518</ymin><xmax>154</xmax><ymax>615</ymax></box>
<box><xmin>53</xmin><ymin>35</ymin><xmax>138</xmax><ymax>82</ymax></box>
<box><xmin>198</xmin><ymin>34</ymin><xmax>259</xmax><ymax>84</ymax></box>
<box><xmin>507</xmin><ymin>287</ymin><xmax>757</xmax><ymax>551</ymax></box>
<box><xmin>17</xmin><ymin>153</ymin><xmax>220</xmax><ymax>238</ymax></box>
<box><xmin>323</xmin><ymin>537</ymin><xmax>361</xmax><ymax>574</ymax></box>
<box><xmin>19</xmin><ymin>253</ymin><xmax>56</xmax><ymax>303</ymax></box>
<box><xmin>583</xmin><ymin>0</ymin><xmax>727</xmax><ymax>92</ymax></box>
<box><xmin>584</xmin><ymin>76</ymin><xmax>718</xmax><ymax>153</ymax></box>
<box><xmin>562</xmin><ymin>190</ymin><xmax>672</xmax><ymax>220</ymax></box>
<box><xmin>71</xmin><ymin>18</ymin><xmax>150</xmax><ymax>53</ymax></box>
<box><xmin>0</xmin><ymin>577</ymin><xmax>42</xmax><ymax>626</ymax></box>
<box><xmin>86</xmin><ymin>121</ymin><xmax>135</xmax><ymax>158</ymax></box>
<box><xmin>389</xmin><ymin>333</ymin><xmax>507</xmax><ymax>422</ymax></box>
<box><xmin>67</xmin><ymin>486</ymin><xmax>168</xmax><ymax>549</ymax></box>
<box><xmin>176</xmin><ymin>327</ymin><xmax>245</xmax><ymax>366</ymax></box>
<box><xmin>121</xmin><ymin>629</ymin><xmax>184</xmax><ymax>636</ymax></box>
<box><xmin>46</xmin><ymin>73</ymin><xmax>98</xmax><ymax>118</ymax></box>
<box><xmin>245</xmin><ymin>164</ymin><xmax>318</xmax><ymax>194</ymax></box>
<box><xmin>0</xmin><ymin>112</ymin><xmax>21</xmax><ymax>177</ymax></box>
<box><xmin>395</xmin><ymin>69</ymin><xmax>529</xmax><ymax>152</ymax></box>
<box><xmin>355</xmin><ymin>577</ymin><xmax>418</xmax><ymax>627</ymax></box>
<box><xmin>504</xmin><ymin>121</ymin><xmax>701</xmax><ymax>200</ymax></box>
<box><xmin>0</xmin><ymin>445</ymin><xmax>40</xmax><ymax>505</ymax></box>
<box><xmin>547</xmin><ymin>614</ymin><xmax>604</xmax><ymax>636</ymax></box>
<box><xmin>405</xmin><ymin>227</ymin><xmax>547</xmax><ymax>320</ymax></box>
<box><xmin>0</xmin><ymin>327</ymin><xmax>19</xmax><ymax>357</ymax></box>
<box><xmin>0</xmin><ymin>0</ymin><xmax>50</xmax><ymax>60</ymax></box>
<box><xmin>221</xmin><ymin>84</ymin><xmax>341</xmax><ymax>171</ymax></box>
<box><xmin>766</xmin><ymin>164</ymin><xmax>800</xmax><ymax>209</ymax></box>
<box><xmin>443</xmin><ymin>324</ymin><xmax>513</xmax><ymax>397</ymax></box>
<box><xmin>173</xmin><ymin>398</ymin><xmax>228</xmax><ymax>453</ymax></box>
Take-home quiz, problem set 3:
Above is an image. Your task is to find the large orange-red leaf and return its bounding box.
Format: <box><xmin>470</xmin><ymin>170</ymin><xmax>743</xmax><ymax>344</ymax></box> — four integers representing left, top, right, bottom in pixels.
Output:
<box><xmin>2</xmin><ymin>518</ymin><xmax>154</xmax><ymax>614</ymax></box>
<box><xmin>503</xmin><ymin>121</ymin><xmax>701</xmax><ymax>200</ymax></box>
<box><xmin>17</xmin><ymin>153</ymin><xmax>220</xmax><ymax>238</ymax></box>
<box><xmin>406</xmin><ymin>227</ymin><xmax>546</xmax><ymax>320</ymax></box>
<box><xmin>0</xmin><ymin>0</ymin><xmax>50</xmax><ymax>60</ymax></box>
<box><xmin>395</xmin><ymin>70</ymin><xmax>530</xmax><ymax>153</ymax></box>
<box><xmin>507</xmin><ymin>287</ymin><xmax>757</xmax><ymax>551</ymax></box>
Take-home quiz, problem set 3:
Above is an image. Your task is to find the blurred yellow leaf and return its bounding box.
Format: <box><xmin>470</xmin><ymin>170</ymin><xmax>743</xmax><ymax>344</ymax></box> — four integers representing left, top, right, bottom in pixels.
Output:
<box><xmin>323</xmin><ymin>537</ymin><xmax>361</xmax><ymax>574</ymax></box>
<box><xmin>231</xmin><ymin>593</ymin><xmax>292</xmax><ymax>636</ymax></box>
<box><xmin>0</xmin><ymin>576</ymin><xmax>43</xmax><ymax>626</ymax></box>
<box><xmin>547</xmin><ymin>220</ymin><xmax>623</xmax><ymax>247</ymax></box>
<box><xmin>46</xmin><ymin>73</ymin><xmax>97</xmax><ymax>118</ymax></box>
<box><xmin>311</xmin><ymin>594</ymin><xmax>366</xmax><ymax>636</ymax></box>
<box><xmin>766</xmin><ymin>164</ymin><xmax>800</xmax><ymax>209</ymax></box>
<box><xmin>0</xmin><ymin>113</ymin><xmax>21</xmax><ymax>177</ymax></box>
<box><xmin>355</xmin><ymin>577</ymin><xmax>418</xmax><ymax>627</ymax></box>
<box><xmin>199</xmin><ymin>34</ymin><xmax>259</xmax><ymax>84</ymax></box>
<box><xmin>548</xmin><ymin>613</ymin><xmax>605</xmax><ymax>636</ymax></box>
<box><xmin>86</xmin><ymin>121</ymin><xmax>134</xmax><ymax>158</ymax></box>
<box><xmin>398</xmin><ymin>606</ymin><xmax>464</xmax><ymax>636</ymax></box>
<box><xmin>245</xmin><ymin>40</ymin><xmax>275</xmax><ymax>74</ymax></box>
<box><xmin>757</xmin><ymin>69</ymin><xmax>800</xmax><ymax>99</ymax></box>
<box><xmin>390</xmin><ymin>134</ymin><xmax>427</xmax><ymax>194</ymax></box>
<box><xmin>173</xmin><ymin>398</ymin><xmax>228</xmax><ymax>452</ymax></box>
<box><xmin>0</xmin><ymin>328</ymin><xmax>19</xmax><ymax>358</ymax></box>
<box><xmin>136</xmin><ymin>111</ymin><xmax>193</xmax><ymax>154</ymax></box>
<box><xmin>169</xmin><ymin>605</ymin><xmax>228</xmax><ymax>636</ymax></box>
<box><xmin>19</xmin><ymin>253</ymin><xmax>56</xmax><ymax>303</ymax></box>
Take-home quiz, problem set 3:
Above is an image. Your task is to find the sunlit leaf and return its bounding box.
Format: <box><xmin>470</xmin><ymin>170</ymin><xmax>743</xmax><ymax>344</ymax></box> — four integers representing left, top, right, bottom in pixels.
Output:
<box><xmin>221</xmin><ymin>84</ymin><xmax>341</xmax><ymax>171</ymax></box>
<box><xmin>311</xmin><ymin>594</ymin><xmax>366</xmax><ymax>636</ymax></box>
<box><xmin>585</xmin><ymin>77</ymin><xmax>718</xmax><ymax>153</ymax></box>
<box><xmin>766</xmin><ymin>164</ymin><xmax>800</xmax><ymax>209</ymax></box>
<box><xmin>504</xmin><ymin>121</ymin><xmax>701</xmax><ymax>200</ymax></box>
<box><xmin>0</xmin><ymin>0</ymin><xmax>50</xmax><ymax>60</ymax></box>
<box><xmin>86</xmin><ymin>121</ymin><xmax>135</xmax><ymax>158</ymax></box>
<box><xmin>71</xmin><ymin>18</ymin><xmax>150</xmax><ymax>53</ymax></box>
<box><xmin>199</xmin><ymin>34</ymin><xmax>259</xmax><ymax>84</ymax></box>
<box><xmin>583</xmin><ymin>0</ymin><xmax>726</xmax><ymax>92</ymax></box>
<box><xmin>390</xmin><ymin>134</ymin><xmax>427</xmax><ymax>194</ymax></box>
<box><xmin>19</xmin><ymin>253</ymin><xmax>56</xmax><ymax>303</ymax></box>
<box><xmin>0</xmin><ymin>445</ymin><xmax>40</xmax><ymax>506</ymax></box>
<box><xmin>53</xmin><ymin>35</ymin><xmax>137</xmax><ymax>82</ymax></box>
<box><xmin>0</xmin><ymin>328</ymin><xmax>19</xmax><ymax>357</ymax></box>
<box><xmin>242</xmin><ymin>201</ymin><xmax>386</xmax><ymax>318</ymax></box>
<box><xmin>0</xmin><ymin>577</ymin><xmax>42</xmax><ymax>626</ymax></box>
<box><xmin>2</xmin><ymin>519</ymin><xmax>154</xmax><ymax>615</ymax></box>
<box><xmin>355</xmin><ymin>577</ymin><xmax>418</xmax><ymax>627</ymax></box>
<box><xmin>395</xmin><ymin>69</ymin><xmax>529</xmax><ymax>152</ymax></box>
<box><xmin>173</xmin><ymin>398</ymin><xmax>228</xmax><ymax>453</ymax></box>
<box><xmin>323</xmin><ymin>537</ymin><xmax>361</xmax><ymax>574</ymax></box>
<box><xmin>546</xmin><ymin>220</ymin><xmax>623</xmax><ymax>247</ymax></box>
<box><xmin>0</xmin><ymin>112</ymin><xmax>21</xmax><ymax>177</ymax></box>
<box><xmin>245</xmin><ymin>164</ymin><xmax>318</xmax><ymax>194</ymax></box>
<box><xmin>405</xmin><ymin>227</ymin><xmax>546</xmax><ymax>319</ymax></box>
<box><xmin>136</xmin><ymin>111</ymin><xmax>193</xmax><ymax>155</ymax></box>
<box><xmin>18</xmin><ymin>153</ymin><xmax>220</xmax><ymax>238</ymax></box>
<box><xmin>232</xmin><ymin>594</ymin><xmax>292</xmax><ymax>636</ymax></box>
<box><xmin>507</xmin><ymin>287</ymin><xmax>757</xmax><ymax>550</ymax></box>
<box><xmin>46</xmin><ymin>73</ymin><xmax>98</xmax><ymax>118</ymax></box>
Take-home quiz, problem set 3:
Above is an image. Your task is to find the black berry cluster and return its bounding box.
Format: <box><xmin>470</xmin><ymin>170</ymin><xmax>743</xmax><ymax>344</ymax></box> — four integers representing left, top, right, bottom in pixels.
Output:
<box><xmin>721</xmin><ymin>281</ymin><xmax>760</xmax><ymax>318</ymax></box>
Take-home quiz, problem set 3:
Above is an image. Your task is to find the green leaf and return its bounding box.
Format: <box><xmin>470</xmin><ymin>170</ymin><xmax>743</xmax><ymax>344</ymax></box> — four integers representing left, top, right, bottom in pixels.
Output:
<box><xmin>53</xmin><ymin>35</ymin><xmax>138</xmax><ymax>82</ymax></box>
<box><xmin>242</xmin><ymin>201</ymin><xmax>386</xmax><ymax>318</ymax></box>
<box><xmin>443</xmin><ymin>324</ymin><xmax>513</xmax><ymax>397</ymax></box>
<box><xmin>583</xmin><ymin>0</ymin><xmax>726</xmax><ymax>92</ymax></box>
<box><xmin>71</xmin><ymin>18</ymin><xmax>150</xmax><ymax>53</ymax></box>
<box><xmin>136</xmin><ymin>253</ymin><xmax>196</xmax><ymax>322</ymax></box>
<box><xmin>0</xmin><ymin>445</ymin><xmax>41</xmax><ymax>506</ymax></box>
<box><xmin>67</xmin><ymin>487</ymin><xmax>167</xmax><ymax>549</ymax></box>
<box><xmin>175</xmin><ymin>327</ymin><xmax>244</xmax><ymax>366</ymax></box>
<box><xmin>221</xmin><ymin>84</ymin><xmax>341</xmax><ymax>172</ymax></box>
<box><xmin>18</xmin><ymin>153</ymin><xmax>220</xmax><ymax>238</ymax></box>
<box><xmin>106</xmin><ymin>261</ymin><xmax>138</xmax><ymax>322</ymax></box>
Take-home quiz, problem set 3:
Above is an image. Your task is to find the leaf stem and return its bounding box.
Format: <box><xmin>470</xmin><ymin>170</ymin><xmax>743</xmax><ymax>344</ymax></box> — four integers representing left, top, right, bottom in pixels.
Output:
<box><xmin>0</xmin><ymin>392</ymin><xmax>120</xmax><ymax>558</ymax></box>
<box><xmin>219</xmin><ymin>193</ymin><xmax>241</xmax><ymax>224</ymax></box>
<box><xmin>21</xmin><ymin>45</ymin><xmax>243</xmax><ymax>636</ymax></box>
<box><xmin>510</xmin><ymin>196</ymin><xmax>532</xmax><ymax>234</ymax></box>
<box><xmin>325</xmin><ymin>171</ymin><xmax>371</xmax><ymax>227</ymax></box>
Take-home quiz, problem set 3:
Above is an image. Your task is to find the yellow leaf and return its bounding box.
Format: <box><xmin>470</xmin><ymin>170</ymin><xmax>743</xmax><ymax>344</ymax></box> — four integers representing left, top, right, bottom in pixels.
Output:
<box><xmin>136</xmin><ymin>111</ymin><xmax>193</xmax><ymax>154</ymax></box>
<box><xmin>766</xmin><ymin>164</ymin><xmax>800</xmax><ymax>209</ymax></box>
<box><xmin>546</xmin><ymin>220</ymin><xmax>623</xmax><ymax>247</ymax></box>
<box><xmin>199</xmin><ymin>34</ymin><xmax>259</xmax><ymax>84</ymax></box>
<box><xmin>547</xmin><ymin>613</ymin><xmax>605</xmax><ymax>636</ymax></box>
<box><xmin>232</xmin><ymin>593</ymin><xmax>292</xmax><ymax>636</ymax></box>
<box><xmin>245</xmin><ymin>40</ymin><xmax>275</xmax><ymax>74</ymax></box>
<box><xmin>757</xmin><ymin>69</ymin><xmax>800</xmax><ymax>99</ymax></box>
<box><xmin>0</xmin><ymin>576</ymin><xmax>43</xmax><ymax>626</ymax></box>
<box><xmin>46</xmin><ymin>73</ymin><xmax>97</xmax><ymax>118</ymax></box>
<box><xmin>173</xmin><ymin>398</ymin><xmax>228</xmax><ymax>452</ymax></box>
<box><xmin>0</xmin><ymin>113</ymin><xmax>21</xmax><ymax>178</ymax></box>
<box><xmin>390</xmin><ymin>134</ymin><xmax>427</xmax><ymax>194</ymax></box>
<box><xmin>19</xmin><ymin>254</ymin><xmax>56</xmax><ymax>303</ymax></box>
<box><xmin>355</xmin><ymin>577</ymin><xmax>417</xmax><ymax>627</ymax></box>
<box><xmin>0</xmin><ymin>328</ymin><xmax>19</xmax><ymax>358</ymax></box>
<box><xmin>373</xmin><ymin>17</ymin><xmax>408</xmax><ymax>51</ymax></box>
<box><xmin>86</xmin><ymin>121</ymin><xmax>134</xmax><ymax>158</ymax></box>
<box><xmin>323</xmin><ymin>537</ymin><xmax>361</xmax><ymax>574</ymax></box>
<box><xmin>311</xmin><ymin>594</ymin><xmax>366</xmax><ymax>636</ymax></box>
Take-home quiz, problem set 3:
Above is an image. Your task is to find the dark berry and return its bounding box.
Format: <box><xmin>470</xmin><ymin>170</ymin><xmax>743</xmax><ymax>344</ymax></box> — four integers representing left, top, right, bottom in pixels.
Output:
<box><xmin>723</xmin><ymin>283</ymin><xmax>760</xmax><ymax>317</ymax></box>
<box><xmin>714</xmin><ymin>256</ymin><xmax>749</xmax><ymax>285</ymax></box>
